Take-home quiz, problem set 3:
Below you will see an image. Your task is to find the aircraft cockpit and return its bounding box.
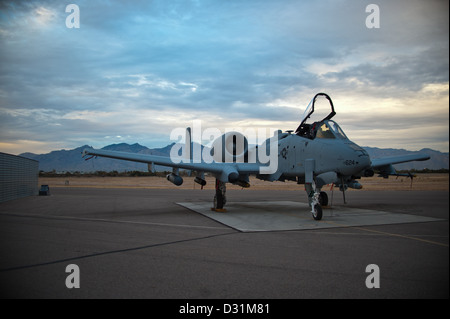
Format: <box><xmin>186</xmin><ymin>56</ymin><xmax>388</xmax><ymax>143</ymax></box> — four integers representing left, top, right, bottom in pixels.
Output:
<box><xmin>295</xmin><ymin>93</ymin><xmax>347</xmax><ymax>140</ymax></box>
<box><xmin>312</xmin><ymin>120</ymin><xmax>348</xmax><ymax>139</ymax></box>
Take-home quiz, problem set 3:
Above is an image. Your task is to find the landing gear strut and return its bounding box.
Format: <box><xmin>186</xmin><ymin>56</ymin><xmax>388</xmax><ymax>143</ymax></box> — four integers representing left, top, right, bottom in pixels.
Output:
<box><xmin>306</xmin><ymin>180</ymin><xmax>323</xmax><ymax>220</ymax></box>
<box><xmin>213</xmin><ymin>179</ymin><xmax>227</xmax><ymax>211</ymax></box>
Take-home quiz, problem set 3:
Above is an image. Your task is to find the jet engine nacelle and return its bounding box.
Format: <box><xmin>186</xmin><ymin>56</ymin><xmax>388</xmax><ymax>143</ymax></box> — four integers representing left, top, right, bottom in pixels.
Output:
<box><xmin>211</xmin><ymin>131</ymin><xmax>249</xmax><ymax>163</ymax></box>
<box><xmin>194</xmin><ymin>176</ymin><xmax>207</xmax><ymax>186</ymax></box>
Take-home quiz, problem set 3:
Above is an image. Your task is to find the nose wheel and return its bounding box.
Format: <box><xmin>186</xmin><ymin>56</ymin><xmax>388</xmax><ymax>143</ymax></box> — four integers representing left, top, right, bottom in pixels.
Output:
<box><xmin>312</xmin><ymin>203</ymin><xmax>323</xmax><ymax>220</ymax></box>
<box><xmin>307</xmin><ymin>181</ymin><xmax>323</xmax><ymax>220</ymax></box>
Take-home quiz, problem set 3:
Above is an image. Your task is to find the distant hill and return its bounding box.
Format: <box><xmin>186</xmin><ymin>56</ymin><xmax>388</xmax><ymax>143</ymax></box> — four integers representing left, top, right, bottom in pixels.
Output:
<box><xmin>20</xmin><ymin>143</ymin><xmax>174</xmax><ymax>173</ymax></box>
<box><xmin>20</xmin><ymin>143</ymin><xmax>449</xmax><ymax>173</ymax></box>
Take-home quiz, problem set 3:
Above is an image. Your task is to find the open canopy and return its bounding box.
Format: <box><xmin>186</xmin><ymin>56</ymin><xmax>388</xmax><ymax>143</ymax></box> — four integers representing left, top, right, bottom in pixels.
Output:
<box><xmin>297</xmin><ymin>93</ymin><xmax>336</xmax><ymax>130</ymax></box>
<box><xmin>295</xmin><ymin>93</ymin><xmax>341</xmax><ymax>139</ymax></box>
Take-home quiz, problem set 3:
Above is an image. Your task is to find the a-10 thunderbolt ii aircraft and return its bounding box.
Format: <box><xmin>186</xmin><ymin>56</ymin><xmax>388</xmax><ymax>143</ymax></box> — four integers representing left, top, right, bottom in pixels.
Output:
<box><xmin>82</xmin><ymin>93</ymin><xmax>430</xmax><ymax>220</ymax></box>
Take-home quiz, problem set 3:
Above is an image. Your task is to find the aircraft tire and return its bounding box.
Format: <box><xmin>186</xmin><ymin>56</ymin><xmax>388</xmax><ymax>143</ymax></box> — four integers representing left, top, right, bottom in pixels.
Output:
<box><xmin>312</xmin><ymin>204</ymin><xmax>323</xmax><ymax>220</ymax></box>
<box><xmin>319</xmin><ymin>191</ymin><xmax>328</xmax><ymax>206</ymax></box>
<box><xmin>214</xmin><ymin>193</ymin><xmax>225</xmax><ymax>210</ymax></box>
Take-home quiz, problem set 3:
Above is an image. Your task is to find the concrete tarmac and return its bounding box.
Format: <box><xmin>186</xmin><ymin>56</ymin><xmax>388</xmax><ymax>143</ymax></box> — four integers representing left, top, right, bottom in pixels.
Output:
<box><xmin>0</xmin><ymin>187</ymin><xmax>448</xmax><ymax>299</ymax></box>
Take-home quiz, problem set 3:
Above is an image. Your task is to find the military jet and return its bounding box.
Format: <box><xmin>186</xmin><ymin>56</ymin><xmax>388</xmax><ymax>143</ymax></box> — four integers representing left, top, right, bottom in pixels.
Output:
<box><xmin>82</xmin><ymin>93</ymin><xmax>430</xmax><ymax>220</ymax></box>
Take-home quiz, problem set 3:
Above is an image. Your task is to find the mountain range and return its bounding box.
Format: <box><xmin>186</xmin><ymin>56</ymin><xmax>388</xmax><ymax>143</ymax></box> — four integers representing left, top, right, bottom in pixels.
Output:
<box><xmin>20</xmin><ymin>143</ymin><xmax>449</xmax><ymax>173</ymax></box>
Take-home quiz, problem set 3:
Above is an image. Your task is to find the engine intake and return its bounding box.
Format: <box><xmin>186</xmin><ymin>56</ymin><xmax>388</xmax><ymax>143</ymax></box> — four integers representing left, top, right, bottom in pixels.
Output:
<box><xmin>211</xmin><ymin>131</ymin><xmax>249</xmax><ymax>163</ymax></box>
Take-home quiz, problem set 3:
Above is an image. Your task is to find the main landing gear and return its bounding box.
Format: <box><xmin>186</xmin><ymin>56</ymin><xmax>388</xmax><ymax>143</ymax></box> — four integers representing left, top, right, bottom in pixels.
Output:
<box><xmin>212</xmin><ymin>179</ymin><xmax>227</xmax><ymax>212</ymax></box>
<box><xmin>211</xmin><ymin>178</ymin><xmax>328</xmax><ymax>220</ymax></box>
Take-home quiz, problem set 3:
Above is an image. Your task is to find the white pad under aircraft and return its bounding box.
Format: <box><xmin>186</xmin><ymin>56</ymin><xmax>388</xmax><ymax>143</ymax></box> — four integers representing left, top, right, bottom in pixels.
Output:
<box><xmin>82</xmin><ymin>93</ymin><xmax>430</xmax><ymax>220</ymax></box>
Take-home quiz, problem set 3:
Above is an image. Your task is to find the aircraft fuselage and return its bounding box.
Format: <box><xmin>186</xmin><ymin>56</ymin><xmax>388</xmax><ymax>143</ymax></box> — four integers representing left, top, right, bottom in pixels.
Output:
<box><xmin>260</xmin><ymin>132</ymin><xmax>371</xmax><ymax>183</ymax></box>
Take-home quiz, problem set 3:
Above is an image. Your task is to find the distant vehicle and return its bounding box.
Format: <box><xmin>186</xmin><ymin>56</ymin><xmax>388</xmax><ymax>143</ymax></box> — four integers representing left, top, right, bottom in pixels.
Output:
<box><xmin>39</xmin><ymin>185</ymin><xmax>50</xmax><ymax>196</ymax></box>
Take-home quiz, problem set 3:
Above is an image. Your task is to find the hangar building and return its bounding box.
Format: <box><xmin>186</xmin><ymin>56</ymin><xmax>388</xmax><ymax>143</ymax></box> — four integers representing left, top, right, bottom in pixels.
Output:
<box><xmin>0</xmin><ymin>152</ymin><xmax>39</xmax><ymax>203</ymax></box>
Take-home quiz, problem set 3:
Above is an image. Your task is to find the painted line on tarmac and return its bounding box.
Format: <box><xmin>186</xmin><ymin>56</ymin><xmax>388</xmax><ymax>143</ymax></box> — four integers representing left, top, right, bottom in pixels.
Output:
<box><xmin>0</xmin><ymin>212</ymin><xmax>231</xmax><ymax>231</ymax></box>
<box><xmin>321</xmin><ymin>219</ymin><xmax>448</xmax><ymax>247</ymax></box>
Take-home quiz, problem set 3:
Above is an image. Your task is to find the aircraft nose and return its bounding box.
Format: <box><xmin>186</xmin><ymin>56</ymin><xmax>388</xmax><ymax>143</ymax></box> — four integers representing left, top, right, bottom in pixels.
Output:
<box><xmin>354</xmin><ymin>150</ymin><xmax>372</xmax><ymax>174</ymax></box>
<box><xmin>358</xmin><ymin>153</ymin><xmax>371</xmax><ymax>170</ymax></box>
<box><xmin>343</xmin><ymin>143</ymin><xmax>371</xmax><ymax>174</ymax></box>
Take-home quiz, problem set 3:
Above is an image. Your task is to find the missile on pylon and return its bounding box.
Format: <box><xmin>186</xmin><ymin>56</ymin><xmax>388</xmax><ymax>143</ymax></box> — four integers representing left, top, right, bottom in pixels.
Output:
<box><xmin>194</xmin><ymin>176</ymin><xmax>207</xmax><ymax>186</ymax></box>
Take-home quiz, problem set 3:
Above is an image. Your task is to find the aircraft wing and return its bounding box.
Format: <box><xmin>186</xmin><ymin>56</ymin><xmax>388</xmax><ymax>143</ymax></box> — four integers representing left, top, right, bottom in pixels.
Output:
<box><xmin>82</xmin><ymin>147</ymin><xmax>263</xmax><ymax>183</ymax></box>
<box><xmin>371</xmin><ymin>153</ymin><xmax>430</xmax><ymax>177</ymax></box>
<box><xmin>371</xmin><ymin>153</ymin><xmax>430</xmax><ymax>168</ymax></box>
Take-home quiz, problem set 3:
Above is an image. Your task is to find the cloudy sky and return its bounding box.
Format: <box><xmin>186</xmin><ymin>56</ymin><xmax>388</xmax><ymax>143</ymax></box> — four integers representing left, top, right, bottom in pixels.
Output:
<box><xmin>0</xmin><ymin>0</ymin><xmax>448</xmax><ymax>155</ymax></box>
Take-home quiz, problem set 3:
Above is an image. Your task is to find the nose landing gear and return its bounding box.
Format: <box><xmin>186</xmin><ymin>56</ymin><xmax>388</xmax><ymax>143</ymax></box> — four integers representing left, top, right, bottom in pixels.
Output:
<box><xmin>306</xmin><ymin>180</ymin><xmax>323</xmax><ymax>220</ymax></box>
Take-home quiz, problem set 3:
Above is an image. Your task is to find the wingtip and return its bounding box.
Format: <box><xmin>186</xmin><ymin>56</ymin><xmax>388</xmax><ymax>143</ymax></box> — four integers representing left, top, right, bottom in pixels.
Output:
<box><xmin>81</xmin><ymin>148</ymin><xmax>92</xmax><ymax>157</ymax></box>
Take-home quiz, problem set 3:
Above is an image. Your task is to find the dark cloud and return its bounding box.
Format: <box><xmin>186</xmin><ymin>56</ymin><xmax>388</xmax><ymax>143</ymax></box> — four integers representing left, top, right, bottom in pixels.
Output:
<box><xmin>323</xmin><ymin>46</ymin><xmax>449</xmax><ymax>93</ymax></box>
<box><xmin>0</xmin><ymin>0</ymin><xmax>448</xmax><ymax>153</ymax></box>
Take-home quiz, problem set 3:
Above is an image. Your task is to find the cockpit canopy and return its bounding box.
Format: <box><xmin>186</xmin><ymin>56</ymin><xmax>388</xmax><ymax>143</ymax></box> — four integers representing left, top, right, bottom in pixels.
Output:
<box><xmin>295</xmin><ymin>93</ymin><xmax>348</xmax><ymax>140</ymax></box>
<box><xmin>314</xmin><ymin>120</ymin><xmax>348</xmax><ymax>139</ymax></box>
